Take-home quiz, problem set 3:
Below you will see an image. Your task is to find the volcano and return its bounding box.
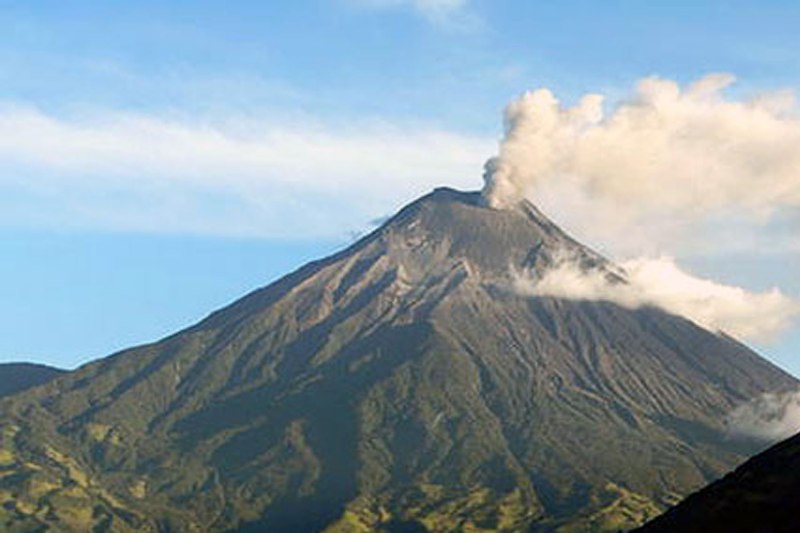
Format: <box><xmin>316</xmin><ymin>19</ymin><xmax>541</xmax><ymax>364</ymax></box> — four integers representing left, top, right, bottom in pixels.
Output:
<box><xmin>0</xmin><ymin>188</ymin><xmax>795</xmax><ymax>532</ymax></box>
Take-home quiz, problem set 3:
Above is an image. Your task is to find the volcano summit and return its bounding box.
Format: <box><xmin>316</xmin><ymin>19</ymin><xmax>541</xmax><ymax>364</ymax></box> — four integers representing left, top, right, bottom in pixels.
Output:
<box><xmin>0</xmin><ymin>188</ymin><xmax>795</xmax><ymax>532</ymax></box>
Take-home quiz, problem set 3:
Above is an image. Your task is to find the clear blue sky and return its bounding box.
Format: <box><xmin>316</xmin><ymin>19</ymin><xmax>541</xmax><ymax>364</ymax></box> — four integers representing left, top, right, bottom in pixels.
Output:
<box><xmin>1</xmin><ymin>0</ymin><xmax>799</xmax><ymax>372</ymax></box>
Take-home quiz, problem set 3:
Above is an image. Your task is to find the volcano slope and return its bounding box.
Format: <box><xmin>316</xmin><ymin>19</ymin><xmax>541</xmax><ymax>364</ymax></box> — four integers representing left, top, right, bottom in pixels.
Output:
<box><xmin>0</xmin><ymin>188</ymin><xmax>796</xmax><ymax>532</ymax></box>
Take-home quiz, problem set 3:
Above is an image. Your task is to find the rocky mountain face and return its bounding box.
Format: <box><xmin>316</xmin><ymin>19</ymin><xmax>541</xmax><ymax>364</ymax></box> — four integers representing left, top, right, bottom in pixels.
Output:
<box><xmin>634</xmin><ymin>430</ymin><xmax>800</xmax><ymax>533</ymax></box>
<box><xmin>0</xmin><ymin>188</ymin><xmax>796</xmax><ymax>532</ymax></box>
<box><xmin>0</xmin><ymin>363</ymin><xmax>64</xmax><ymax>398</ymax></box>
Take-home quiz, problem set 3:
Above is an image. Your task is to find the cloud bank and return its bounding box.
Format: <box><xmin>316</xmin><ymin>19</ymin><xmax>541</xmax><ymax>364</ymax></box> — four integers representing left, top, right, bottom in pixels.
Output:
<box><xmin>727</xmin><ymin>390</ymin><xmax>800</xmax><ymax>441</ymax></box>
<box><xmin>514</xmin><ymin>255</ymin><xmax>799</xmax><ymax>342</ymax></box>
<box><xmin>483</xmin><ymin>74</ymin><xmax>800</xmax><ymax>254</ymax></box>
<box><xmin>0</xmin><ymin>104</ymin><xmax>491</xmax><ymax>236</ymax></box>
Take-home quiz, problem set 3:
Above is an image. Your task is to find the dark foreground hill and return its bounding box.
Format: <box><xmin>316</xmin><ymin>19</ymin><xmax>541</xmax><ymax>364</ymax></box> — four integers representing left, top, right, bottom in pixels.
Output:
<box><xmin>634</xmin><ymin>430</ymin><xmax>800</xmax><ymax>533</ymax></box>
<box><xmin>0</xmin><ymin>362</ymin><xmax>64</xmax><ymax>398</ymax></box>
<box><xmin>0</xmin><ymin>188</ymin><xmax>796</xmax><ymax>532</ymax></box>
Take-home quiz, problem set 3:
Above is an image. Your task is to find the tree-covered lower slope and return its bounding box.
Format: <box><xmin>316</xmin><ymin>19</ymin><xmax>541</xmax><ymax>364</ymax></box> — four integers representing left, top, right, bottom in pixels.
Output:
<box><xmin>0</xmin><ymin>188</ymin><xmax>796</xmax><ymax>532</ymax></box>
<box><xmin>634</xmin><ymin>430</ymin><xmax>800</xmax><ymax>533</ymax></box>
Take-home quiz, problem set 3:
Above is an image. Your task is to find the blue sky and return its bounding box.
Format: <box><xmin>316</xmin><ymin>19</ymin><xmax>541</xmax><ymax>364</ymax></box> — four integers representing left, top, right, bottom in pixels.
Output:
<box><xmin>1</xmin><ymin>0</ymin><xmax>799</xmax><ymax>373</ymax></box>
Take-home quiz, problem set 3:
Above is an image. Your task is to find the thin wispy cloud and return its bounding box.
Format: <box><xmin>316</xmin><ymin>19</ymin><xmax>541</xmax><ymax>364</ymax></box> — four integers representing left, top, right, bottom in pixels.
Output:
<box><xmin>355</xmin><ymin>0</ymin><xmax>474</xmax><ymax>27</ymax></box>
<box><xmin>0</xmin><ymin>104</ymin><xmax>491</xmax><ymax>237</ymax></box>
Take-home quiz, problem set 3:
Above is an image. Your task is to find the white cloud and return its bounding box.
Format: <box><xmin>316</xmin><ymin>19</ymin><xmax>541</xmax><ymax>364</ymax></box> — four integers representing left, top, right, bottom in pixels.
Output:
<box><xmin>0</xmin><ymin>104</ymin><xmax>491</xmax><ymax>236</ymax></box>
<box><xmin>483</xmin><ymin>74</ymin><xmax>800</xmax><ymax>256</ymax></box>
<box><xmin>514</xmin><ymin>254</ymin><xmax>799</xmax><ymax>342</ymax></box>
<box><xmin>727</xmin><ymin>390</ymin><xmax>800</xmax><ymax>441</ymax></box>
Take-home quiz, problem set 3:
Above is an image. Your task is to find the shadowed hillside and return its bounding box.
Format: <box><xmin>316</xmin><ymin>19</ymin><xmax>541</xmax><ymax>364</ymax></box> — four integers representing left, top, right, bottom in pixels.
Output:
<box><xmin>635</xmin><ymin>430</ymin><xmax>800</xmax><ymax>533</ymax></box>
<box><xmin>0</xmin><ymin>362</ymin><xmax>64</xmax><ymax>398</ymax></box>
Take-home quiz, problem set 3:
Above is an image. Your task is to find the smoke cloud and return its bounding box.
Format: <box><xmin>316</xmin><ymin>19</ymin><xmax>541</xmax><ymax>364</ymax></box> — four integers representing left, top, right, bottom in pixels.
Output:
<box><xmin>514</xmin><ymin>255</ymin><xmax>799</xmax><ymax>342</ymax></box>
<box><xmin>726</xmin><ymin>390</ymin><xmax>800</xmax><ymax>441</ymax></box>
<box><xmin>483</xmin><ymin>74</ymin><xmax>800</xmax><ymax>254</ymax></box>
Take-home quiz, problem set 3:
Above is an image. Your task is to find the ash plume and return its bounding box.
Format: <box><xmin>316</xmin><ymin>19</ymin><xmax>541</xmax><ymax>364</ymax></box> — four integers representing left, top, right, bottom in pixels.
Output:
<box><xmin>482</xmin><ymin>74</ymin><xmax>800</xmax><ymax>255</ymax></box>
<box><xmin>489</xmin><ymin>74</ymin><xmax>800</xmax><ymax>342</ymax></box>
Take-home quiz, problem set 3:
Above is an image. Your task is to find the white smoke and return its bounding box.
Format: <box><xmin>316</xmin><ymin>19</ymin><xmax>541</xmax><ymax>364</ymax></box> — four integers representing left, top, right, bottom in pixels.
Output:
<box><xmin>514</xmin><ymin>255</ymin><xmax>799</xmax><ymax>342</ymax></box>
<box><xmin>483</xmin><ymin>73</ymin><xmax>800</xmax><ymax>254</ymax></box>
<box><xmin>727</xmin><ymin>390</ymin><xmax>800</xmax><ymax>441</ymax></box>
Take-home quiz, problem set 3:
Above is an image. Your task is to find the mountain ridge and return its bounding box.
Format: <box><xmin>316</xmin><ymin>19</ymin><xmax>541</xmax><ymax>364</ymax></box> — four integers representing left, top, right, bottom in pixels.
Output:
<box><xmin>0</xmin><ymin>362</ymin><xmax>65</xmax><ymax>398</ymax></box>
